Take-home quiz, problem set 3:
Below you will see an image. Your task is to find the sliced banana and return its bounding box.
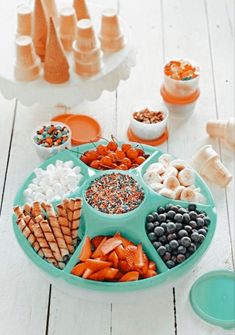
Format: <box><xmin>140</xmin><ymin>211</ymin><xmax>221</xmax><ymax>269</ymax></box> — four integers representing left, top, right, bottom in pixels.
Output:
<box><xmin>175</xmin><ymin>185</ymin><xmax>186</xmax><ymax>200</ymax></box>
<box><xmin>178</xmin><ymin>168</ymin><xmax>195</xmax><ymax>186</ymax></box>
<box><xmin>143</xmin><ymin>170</ymin><xmax>162</xmax><ymax>184</ymax></box>
<box><xmin>159</xmin><ymin>188</ymin><xmax>176</xmax><ymax>199</ymax></box>
<box><xmin>170</xmin><ymin>159</ymin><xmax>187</xmax><ymax>171</ymax></box>
<box><xmin>147</xmin><ymin>162</ymin><xmax>166</xmax><ymax>175</ymax></box>
<box><xmin>158</xmin><ymin>154</ymin><xmax>173</xmax><ymax>168</ymax></box>
<box><xmin>162</xmin><ymin>166</ymin><xmax>178</xmax><ymax>180</ymax></box>
<box><xmin>149</xmin><ymin>182</ymin><xmax>164</xmax><ymax>192</ymax></box>
<box><xmin>180</xmin><ymin>188</ymin><xmax>198</xmax><ymax>202</ymax></box>
<box><xmin>163</xmin><ymin>176</ymin><xmax>180</xmax><ymax>190</ymax></box>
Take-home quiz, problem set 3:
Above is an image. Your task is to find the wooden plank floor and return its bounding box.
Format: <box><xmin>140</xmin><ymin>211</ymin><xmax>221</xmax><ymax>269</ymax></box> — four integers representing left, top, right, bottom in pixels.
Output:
<box><xmin>0</xmin><ymin>0</ymin><xmax>234</xmax><ymax>334</ymax></box>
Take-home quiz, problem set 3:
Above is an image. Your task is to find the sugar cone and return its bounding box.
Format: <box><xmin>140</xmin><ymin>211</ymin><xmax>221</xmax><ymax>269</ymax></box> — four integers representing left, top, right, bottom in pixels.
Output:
<box><xmin>200</xmin><ymin>156</ymin><xmax>232</xmax><ymax>187</ymax></box>
<box><xmin>33</xmin><ymin>0</ymin><xmax>48</xmax><ymax>61</ymax></box>
<box><xmin>73</xmin><ymin>41</ymin><xmax>100</xmax><ymax>63</ymax></box>
<box><xmin>207</xmin><ymin>118</ymin><xmax>235</xmax><ymax>146</ymax></box>
<box><xmin>75</xmin><ymin>19</ymin><xmax>97</xmax><ymax>51</ymax></box>
<box><xmin>44</xmin><ymin>18</ymin><xmax>70</xmax><ymax>84</ymax></box>
<box><xmin>43</xmin><ymin>0</ymin><xmax>58</xmax><ymax>25</ymax></box>
<box><xmin>191</xmin><ymin>145</ymin><xmax>218</xmax><ymax>173</ymax></box>
<box><xmin>74</xmin><ymin>60</ymin><xmax>100</xmax><ymax>77</ymax></box>
<box><xmin>59</xmin><ymin>7</ymin><xmax>76</xmax><ymax>51</ymax></box>
<box><xmin>15</xmin><ymin>36</ymin><xmax>41</xmax><ymax>81</ymax></box>
<box><xmin>17</xmin><ymin>4</ymin><xmax>32</xmax><ymax>36</ymax></box>
<box><xmin>73</xmin><ymin>0</ymin><xmax>90</xmax><ymax>21</ymax></box>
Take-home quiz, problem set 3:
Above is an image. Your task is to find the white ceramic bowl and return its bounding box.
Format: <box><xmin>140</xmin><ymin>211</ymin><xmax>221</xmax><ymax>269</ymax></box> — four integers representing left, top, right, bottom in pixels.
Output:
<box><xmin>32</xmin><ymin>122</ymin><xmax>71</xmax><ymax>160</ymax></box>
<box><xmin>164</xmin><ymin>58</ymin><xmax>200</xmax><ymax>98</ymax></box>
<box><xmin>130</xmin><ymin>101</ymin><xmax>168</xmax><ymax>140</ymax></box>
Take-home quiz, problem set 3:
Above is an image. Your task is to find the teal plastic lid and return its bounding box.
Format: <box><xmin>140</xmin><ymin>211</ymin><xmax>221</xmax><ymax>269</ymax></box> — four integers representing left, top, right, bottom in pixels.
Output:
<box><xmin>190</xmin><ymin>270</ymin><xmax>235</xmax><ymax>330</ymax></box>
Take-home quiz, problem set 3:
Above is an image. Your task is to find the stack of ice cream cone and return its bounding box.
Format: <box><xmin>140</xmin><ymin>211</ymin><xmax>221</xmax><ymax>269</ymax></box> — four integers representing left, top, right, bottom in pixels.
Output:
<box><xmin>13</xmin><ymin>198</ymin><xmax>82</xmax><ymax>269</ymax></box>
<box><xmin>17</xmin><ymin>4</ymin><xmax>33</xmax><ymax>37</ymax></box>
<box><xmin>44</xmin><ymin>18</ymin><xmax>70</xmax><ymax>84</ymax></box>
<box><xmin>191</xmin><ymin>145</ymin><xmax>232</xmax><ymax>187</ymax></box>
<box><xmin>43</xmin><ymin>0</ymin><xmax>58</xmax><ymax>26</ymax></box>
<box><xmin>32</xmin><ymin>0</ymin><xmax>48</xmax><ymax>62</ymax></box>
<box><xmin>59</xmin><ymin>6</ymin><xmax>77</xmax><ymax>52</ymax></box>
<box><xmin>73</xmin><ymin>19</ymin><xmax>101</xmax><ymax>77</ymax></box>
<box><xmin>99</xmin><ymin>9</ymin><xmax>125</xmax><ymax>53</ymax></box>
<box><xmin>73</xmin><ymin>0</ymin><xmax>90</xmax><ymax>21</ymax></box>
<box><xmin>14</xmin><ymin>35</ymin><xmax>41</xmax><ymax>81</ymax></box>
<box><xmin>206</xmin><ymin>118</ymin><xmax>235</xmax><ymax>147</ymax></box>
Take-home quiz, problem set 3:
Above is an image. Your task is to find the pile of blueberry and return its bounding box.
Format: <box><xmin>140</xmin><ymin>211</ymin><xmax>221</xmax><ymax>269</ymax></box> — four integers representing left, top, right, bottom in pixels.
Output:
<box><xmin>145</xmin><ymin>203</ymin><xmax>211</xmax><ymax>268</ymax></box>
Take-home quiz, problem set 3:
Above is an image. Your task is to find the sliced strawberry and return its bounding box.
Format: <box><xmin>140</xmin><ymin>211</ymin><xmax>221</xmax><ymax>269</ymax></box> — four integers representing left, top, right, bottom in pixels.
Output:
<box><xmin>85</xmin><ymin>259</ymin><xmax>112</xmax><ymax>272</ymax></box>
<box><xmin>143</xmin><ymin>269</ymin><xmax>157</xmax><ymax>278</ymax></box>
<box><xmin>114</xmin><ymin>232</ymin><xmax>134</xmax><ymax>247</ymax></box>
<box><xmin>108</xmin><ymin>251</ymin><xmax>119</xmax><ymax>268</ymax></box>
<box><xmin>91</xmin><ymin>236</ymin><xmax>108</xmax><ymax>258</ymax></box>
<box><xmin>134</xmin><ymin>244</ymin><xmax>145</xmax><ymax>268</ymax></box>
<box><xmin>91</xmin><ymin>236</ymin><xmax>105</xmax><ymax>249</ymax></box>
<box><xmin>82</xmin><ymin>268</ymin><xmax>93</xmax><ymax>279</ymax></box>
<box><xmin>119</xmin><ymin>271</ymin><xmax>139</xmax><ymax>282</ymax></box>
<box><xmin>125</xmin><ymin>245</ymin><xmax>137</xmax><ymax>268</ymax></box>
<box><xmin>79</xmin><ymin>236</ymin><xmax>92</xmax><ymax>261</ymax></box>
<box><xmin>88</xmin><ymin>267</ymin><xmax>110</xmax><ymax>281</ymax></box>
<box><xmin>104</xmin><ymin>268</ymin><xmax>119</xmax><ymax>280</ymax></box>
<box><xmin>71</xmin><ymin>262</ymin><xmax>86</xmax><ymax>277</ymax></box>
<box><xmin>118</xmin><ymin>260</ymin><xmax>131</xmax><ymax>273</ymax></box>
<box><xmin>148</xmin><ymin>260</ymin><xmax>157</xmax><ymax>271</ymax></box>
<box><xmin>101</xmin><ymin>237</ymin><xmax>123</xmax><ymax>255</ymax></box>
<box><xmin>115</xmin><ymin>244</ymin><xmax>126</xmax><ymax>260</ymax></box>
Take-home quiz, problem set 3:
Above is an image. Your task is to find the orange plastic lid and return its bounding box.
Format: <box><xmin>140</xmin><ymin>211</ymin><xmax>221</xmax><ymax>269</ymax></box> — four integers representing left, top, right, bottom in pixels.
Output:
<box><xmin>51</xmin><ymin>113</ymin><xmax>73</xmax><ymax>123</ymax></box>
<box><xmin>127</xmin><ymin>127</ymin><xmax>168</xmax><ymax>146</ymax></box>
<box><xmin>160</xmin><ymin>85</ymin><xmax>200</xmax><ymax>105</ymax></box>
<box><xmin>65</xmin><ymin>114</ymin><xmax>102</xmax><ymax>145</ymax></box>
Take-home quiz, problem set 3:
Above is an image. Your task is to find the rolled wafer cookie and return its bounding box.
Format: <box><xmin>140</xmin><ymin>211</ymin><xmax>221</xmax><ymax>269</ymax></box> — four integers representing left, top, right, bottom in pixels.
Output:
<box><xmin>70</xmin><ymin>198</ymin><xmax>82</xmax><ymax>246</ymax></box>
<box><xmin>17</xmin><ymin>218</ymin><xmax>36</xmax><ymax>246</ymax></box>
<box><xmin>24</xmin><ymin>215</ymin><xmax>44</xmax><ymax>257</ymax></box>
<box><xmin>63</xmin><ymin>199</ymin><xmax>73</xmax><ymax>225</ymax></box>
<box><xmin>35</xmin><ymin>215</ymin><xmax>64</xmax><ymax>266</ymax></box>
<box><xmin>41</xmin><ymin>203</ymin><xmax>69</xmax><ymax>259</ymax></box>
<box><xmin>32</xmin><ymin>201</ymin><xmax>41</xmax><ymax>217</ymax></box>
<box><xmin>13</xmin><ymin>206</ymin><xmax>24</xmax><ymax>218</ymax></box>
<box><xmin>23</xmin><ymin>203</ymin><xmax>32</xmax><ymax>216</ymax></box>
<box><xmin>31</xmin><ymin>222</ymin><xmax>58</xmax><ymax>266</ymax></box>
<box><xmin>57</xmin><ymin>204</ymin><xmax>74</xmax><ymax>253</ymax></box>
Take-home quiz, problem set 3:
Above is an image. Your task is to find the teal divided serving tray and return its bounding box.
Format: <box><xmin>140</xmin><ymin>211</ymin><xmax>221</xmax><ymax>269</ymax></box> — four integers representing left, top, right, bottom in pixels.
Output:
<box><xmin>13</xmin><ymin>141</ymin><xmax>217</xmax><ymax>293</ymax></box>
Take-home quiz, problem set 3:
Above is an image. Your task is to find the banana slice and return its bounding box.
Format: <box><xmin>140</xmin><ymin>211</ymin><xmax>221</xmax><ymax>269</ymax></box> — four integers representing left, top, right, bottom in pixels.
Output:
<box><xmin>149</xmin><ymin>182</ymin><xmax>164</xmax><ymax>192</ymax></box>
<box><xmin>158</xmin><ymin>154</ymin><xmax>173</xmax><ymax>168</ymax></box>
<box><xmin>162</xmin><ymin>166</ymin><xmax>178</xmax><ymax>180</ymax></box>
<box><xmin>178</xmin><ymin>168</ymin><xmax>195</xmax><ymax>186</ymax></box>
<box><xmin>163</xmin><ymin>176</ymin><xmax>180</xmax><ymax>190</ymax></box>
<box><xmin>147</xmin><ymin>163</ymin><xmax>166</xmax><ymax>175</ymax></box>
<box><xmin>175</xmin><ymin>185</ymin><xmax>186</xmax><ymax>200</ymax></box>
<box><xmin>170</xmin><ymin>159</ymin><xmax>187</xmax><ymax>171</ymax></box>
<box><xmin>159</xmin><ymin>188</ymin><xmax>176</xmax><ymax>199</ymax></box>
<box><xmin>144</xmin><ymin>170</ymin><xmax>162</xmax><ymax>184</ymax></box>
<box><xmin>180</xmin><ymin>188</ymin><xmax>198</xmax><ymax>202</ymax></box>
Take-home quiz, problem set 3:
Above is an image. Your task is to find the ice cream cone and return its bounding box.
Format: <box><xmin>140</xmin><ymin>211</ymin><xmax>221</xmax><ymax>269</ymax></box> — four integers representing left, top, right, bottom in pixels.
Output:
<box><xmin>73</xmin><ymin>0</ymin><xmax>90</xmax><ymax>21</ymax></box>
<box><xmin>99</xmin><ymin>9</ymin><xmax>124</xmax><ymax>53</ymax></box>
<box><xmin>33</xmin><ymin>0</ymin><xmax>48</xmax><ymax>61</ymax></box>
<box><xmin>207</xmin><ymin>118</ymin><xmax>235</xmax><ymax>146</ymax></box>
<box><xmin>17</xmin><ymin>4</ymin><xmax>32</xmax><ymax>36</ymax></box>
<box><xmin>59</xmin><ymin>7</ymin><xmax>76</xmax><ymax>51</ymax></box>
<box><xmin>43</xmin><ymin>0</ymin><xmax>58</xmax><ymax>25</ymax></box>
<box><xmin>73</xmin><ymin>41</ymin><xmax>100</xmax><ymax>63</ymax></box>
<box><xmin>75</xmin><ymin>19</ymin><xmax>97</xmax><ymax>51</ymax></box>
<box><xmin>191</xmin><ymin>145</ymin><xmax>232</xmax><ymax>187</ymax></box>
<box><xmin>15</xmin><ymin>36</ymin><xmax>41</xmax><ymax>81</ymax></box>
<box><xmin>74</xmin><ymin>60</ymin><xmax>100</xmax><ymax>77</ymax></box>
<box><xmin>44</xmin><ymin>18</ymin><xmax>70</xmax><ymax>84</ymax></box>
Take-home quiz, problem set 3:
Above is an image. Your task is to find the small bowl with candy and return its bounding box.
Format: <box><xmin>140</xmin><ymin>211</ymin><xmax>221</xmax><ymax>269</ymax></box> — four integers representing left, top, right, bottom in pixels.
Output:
<box><xmin>32</xmin><ymin>122</ymin><xmax>71</xmax><ymax>160</ymax></box>
<box><xmin>129</xmin><ymin>101</ymin><xmax>169</xmax><ymax>141</ymax></box>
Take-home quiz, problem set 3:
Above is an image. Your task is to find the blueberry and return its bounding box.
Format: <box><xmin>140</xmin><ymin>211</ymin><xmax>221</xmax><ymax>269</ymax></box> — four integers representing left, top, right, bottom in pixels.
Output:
<box><xmin>147</xmin><ymin>214</ymin><xmax>155</xmax><ymax>222</ymax></box>
<box><xmin>152</xmin><ymin>211</ymin><xmax>159</xmax><ymax>221</ymax></box>
<box><xmin>165</xmin><ymin>244</ymin><xmax>171</xmax><ymax>252</ymax></box>
<box><xmin>204</xmin><ymin>217</ymin><xmax>211</xmax><ymax>226</ymax></box>
<box><xmin>154</xmin><ymin>226</ymin><xmax>164</xmax><ymax>237</ymax></box>
<box><xmin>146</xmin><ymin>221</ymin><xmax>154</xmax><ymax>232</ymax></box>
<box><xmin>169</xmin><ymin>239</ymin><xmax>179</xmax><ymax>249</ymax></box>
<box><xmin>188</xmin><ymin>204</ymin><xmax>197</xmax><ymax>211</ymax></box>
<box><xmin>148</xmin><ymin>232</ymin><xmax>157</xmax><ymax>242</ymax></box>
<box><xmin>153</xmin><ymin>221</ymin><xmax>160</xmax><ymax>227</ymax></box>
<box><xmin>171</xmin><ymin>206</ymin><xmax>178</xmax><ymax>212</ymax></box>
<box><xmin>172</xmin><ymin>250</ymin><xmax>178</xmax><ymax>256</ymax></box>
<box><xmin>178</xmin><ymin>229</ymin><xmax>188</xmax><ymax>238</ymax></box>
<box><xmin>165</xmin><ymin>204</ymin><xmax>172</xmax><ymax>211</ymax></box>
<box><xmin>159</xmin><ymin>213</ymin><xmax>167</xmax><ymax>222</ymax></box>
<box><xmin>189</xmin><ymin>211</ymin><xmax>197</xmax><ymax>221</ymax></box>
<box><xmin>175</xmin><ymin>222</ymin><xmax>183</xmax><ymax>230</ymax></box>
<box><xmin>168</xmin><ymin>233</ymin><xmax>177</xmax><ymax>241</ymax></box>
<box><xmin>178</xmin><ymin>207</ymin><xmax>187</xmax><ymax>215</ymax></box>
<box><xmin>161</xmin><ymin>222</ymin><xmax>167</xmax><ymax>230</ymax></box>
<box><xmin>157</xmin><ymin>246</ymin><xmax>166</xmax><ymax>256</ymax></box>
<box><xmin>191</xmin><ymin>232</ymin><xmax>200</xmax><ymax>243</ymax></box>
<box><xmin>183</xmin><ymin>213</ymin><xmax>190</xmax><ymax>224</ymax></box>
<box><xmin>188</xmin><ymin>243</ymin><xmax>196</xmax><ymax>253</ymax></box>
<box><xmin>163</xmin><ymin>252</ymin><xmax>171</xmax><ymax>261</ymax></box>
<box><xmin>198</xmin><ymin>213</ymin><xmax>205</xmax><ymax>218</ymax></box>
<box><xmin>178</xmin><ymin>246</ymin><xmax>186</xmax><ymax>254</ymax></box>
<box><xmin>180</xmin><ymin>237</ymin><xmax>191</xmax><ymax>247</ymax></box>
<box><xmin>153</xmin><ymin>241</ymin><xmax>162</xmax><ymax>250</ymax></box>
<box><xmin>166</xmin><ymin>260</ymin><xmax>175</xmax><ymax>268</ymax></box>
<box><xmin>197</xmin><ymin>218</ymin><xmax>204</xmax><ymax>228</ymax></box>
<box><xmin>167</xmin><ymin>222</ymin><xmax>176</xmax><ymax>233</ymax></box>
<box><xmin>166</xmin><ymin>210</ymin><xmax>176</xmax><ymax>220</ymax></box>
<box><xmin>157</xmin><ymin>206</ymin><xmax>165</xmax><ymax>214</ymax></box>
<box><xmin>198</xmin><ymin>228</ymin><xmax>207</xmax><ymax>236</ymax></box>
<box><xmin>159</xmin><ymin>235</ymin><xmax>167</xmax><ymax>244</ymax></box>
<box><xmin>198</xmin><ymin>234</ymin><xmax>205</xmax><ymax>243</ymax></box>
<box><xmin>174</xmin><ymin>213</ymin><xmax>183</xmax><ymax>222</ymax></box>
<box><xmin>185</xmin><ymin>252</ymin><xmax>191</xmax><ymax>258</ymax></box>
<box><xmin>176</xmin><ymin>254</ymin><xmax>185</xmax><ymax>263</ymax></box>
<box><xmin>185</xmin><ymin>225</ymin><xmax>193</xmax><ymax>234</ymax></box>
<box><xmin>189</xmin><ymin>220</ymin><xmax>197</xmax><ymax>229</ymax></box>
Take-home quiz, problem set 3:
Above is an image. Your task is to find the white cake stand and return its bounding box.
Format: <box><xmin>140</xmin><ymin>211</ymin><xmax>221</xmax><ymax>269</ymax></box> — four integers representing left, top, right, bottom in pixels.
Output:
<box><xmin>0</xmin><ymin>4</ymin><xmax>136</xmax><ymax>107</ymax></box>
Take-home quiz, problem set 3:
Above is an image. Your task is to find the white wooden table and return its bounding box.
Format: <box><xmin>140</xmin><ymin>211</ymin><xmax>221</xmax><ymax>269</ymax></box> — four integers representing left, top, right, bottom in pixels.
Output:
<box><xmin>0</xmin><ymin>0</ymin><xmax>234</xmax><ymax>334</ymax></box>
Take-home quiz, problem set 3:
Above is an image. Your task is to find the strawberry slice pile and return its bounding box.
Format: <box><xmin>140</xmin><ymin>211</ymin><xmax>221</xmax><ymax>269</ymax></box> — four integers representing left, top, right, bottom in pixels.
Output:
<box><xmin>71</xmin><ymin>233</ymin><xmax>157</xmax><ymax>282</ymax></box>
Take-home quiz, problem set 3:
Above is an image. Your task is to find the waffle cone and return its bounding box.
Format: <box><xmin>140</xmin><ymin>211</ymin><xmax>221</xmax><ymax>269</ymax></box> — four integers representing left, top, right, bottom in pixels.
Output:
<box><xmin>33</xmin><ymin>0</ymin><xmax>48</xmax><ymax>61</ymax></box>
<box><xmin>44</xmin><ymin>18</ymin><xmax>70</xmax><ymax>84</ymax></box>
<box><xmin>17</xmin><ymin>4</ymin><xmax>32</xmax><ymax>36</ymax></box>
<box><xmin>100</xmin><ymin>9</ymin><xmax>121</xmax><ymax>38</ymax></box>
<box><xmin>73</xmin><ymin>0</ymin><xmax>90</xmax><ymax>21</ymax></box>
<box><xmin>43</xmin><ymin>0</ymin><xmax>58</xmax><ymax>25</ymax></box>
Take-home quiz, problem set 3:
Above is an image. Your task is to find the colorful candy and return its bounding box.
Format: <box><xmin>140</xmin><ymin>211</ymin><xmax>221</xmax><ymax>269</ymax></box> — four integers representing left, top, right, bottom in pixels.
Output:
<box><xmin>85</xmin><ymin>173</ymin><xmax>144</xmax><ymax>214</ymax></box>
<box><xmin>33</xmin><ymin>124</ymin><xmax>70</xmax><ymax>148</ymax></box>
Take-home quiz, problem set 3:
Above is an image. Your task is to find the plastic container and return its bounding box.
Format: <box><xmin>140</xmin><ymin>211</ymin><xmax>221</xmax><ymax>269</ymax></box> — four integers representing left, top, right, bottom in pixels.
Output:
<box><xmin>130</xmin><ymin>101</ymin><xmax>169</xmax><ymax>140</ymax></box>
<box><xmin>32</xmin><ymin>122</ymin><xmax>71</xmax><ymax>160</ymax></box>
<box><xmin>13</xmin><ymin>141</ymin><xmax>217</xmax><ymax>302</ymax></box>
<box><xmin>163</xmin><ymin>59</ymin><xmax>200</xmax><ymax>98</ymax></box>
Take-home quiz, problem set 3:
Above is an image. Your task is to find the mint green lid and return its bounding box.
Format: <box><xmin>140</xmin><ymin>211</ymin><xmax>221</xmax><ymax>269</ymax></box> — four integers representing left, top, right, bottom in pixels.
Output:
<box><xmin>190</xmin><ymin>270</ymin><xmax>235</xmax><ymax>329</ymax></box>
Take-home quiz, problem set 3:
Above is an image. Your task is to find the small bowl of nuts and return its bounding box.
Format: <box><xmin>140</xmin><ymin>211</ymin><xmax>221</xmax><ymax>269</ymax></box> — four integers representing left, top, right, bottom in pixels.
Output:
<box><xmin>130</xmin><ymin>101</ymin><xmax>169</xmax><ymax>140</ymax></box>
